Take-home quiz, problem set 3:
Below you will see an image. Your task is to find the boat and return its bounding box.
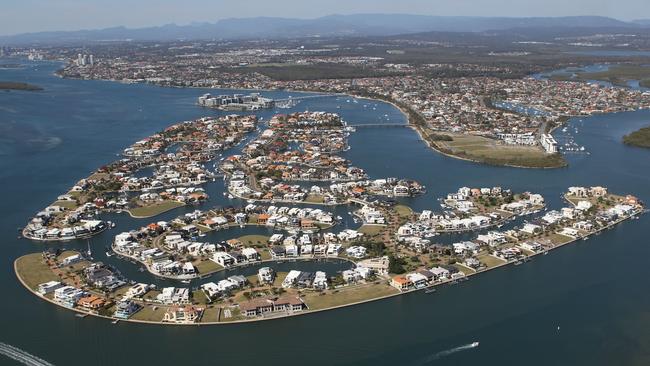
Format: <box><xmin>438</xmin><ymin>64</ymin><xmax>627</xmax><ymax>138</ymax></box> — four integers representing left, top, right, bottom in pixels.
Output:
<box><xmin>75</xmin><ymin>313</ymin><xmax>88</xmax><ymax>318</ymax></box>
<box><xmin>425</xmin><ymin>287</ymin><xmax>437</xmax><ymax>294</ymax></box>
<box><xmin>471</xmin><ymin>341</ymin><xmax>480</xmax><ymax>347</ymax></box>
<box><xmin>111</xmin><ymin>319</ymin><xmax>120</xmax><ymax>324</ymax></box>
<box><xmin>180</xmin><ymin>279</ymin><xmax>191</xmax><ymax>284</ymax></box>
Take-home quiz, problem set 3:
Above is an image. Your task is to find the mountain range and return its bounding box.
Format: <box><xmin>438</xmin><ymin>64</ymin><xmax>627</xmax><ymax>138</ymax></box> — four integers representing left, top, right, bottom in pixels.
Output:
<box><xmin>1</xmin><ymin>14</ymin><xmax>648</xmax><ymax>45</ymax></box>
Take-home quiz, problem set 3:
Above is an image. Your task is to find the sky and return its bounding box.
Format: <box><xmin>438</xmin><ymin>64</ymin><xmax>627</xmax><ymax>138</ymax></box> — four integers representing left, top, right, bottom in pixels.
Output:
<box><xmin>1</xmin><ymin>0</ymin><xmax>648</xmax><ymax>36</ymax></box>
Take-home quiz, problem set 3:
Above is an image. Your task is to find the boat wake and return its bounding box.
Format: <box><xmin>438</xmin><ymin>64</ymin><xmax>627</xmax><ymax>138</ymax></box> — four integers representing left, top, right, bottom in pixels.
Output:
<box><xmin>413</xmin><ymin>342</ymin><xmax>479</xmax><ymax>365</ymax></box>
<box><xmin>0</xmin><ymin>342</ymin><xmax>55</xmax><ymax>366</ymax></box>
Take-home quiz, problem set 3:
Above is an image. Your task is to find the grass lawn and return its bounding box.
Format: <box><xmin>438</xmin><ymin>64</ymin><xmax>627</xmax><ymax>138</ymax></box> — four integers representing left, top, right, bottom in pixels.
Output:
<box><xmin>305</xmin><ymin>194</ymin><xmax>325</xmax><ymax>204</ymax></box>
<box><xmin>15</xmin><ymin>253</ymin><xmax>60</xmax><ymax>290</ymax></box>
<box><xmin>238</xmin><ymin>235</ymin><xmax>269</xmax><ymax>248</ymax></box>
<box><xmin>393</xmin><ymin>204</ymin><xmax>413</xmax><ymax>218</ymax></box>
<box><xmin>435</xmin><ymin>134</ymin><xmax>566</xmax><ymax>168</ymax></box>
<box><xmin>220</xmin><ymin>307</ymin><xmax>243</xmax><ymax>322</ymax></box>
<box><xmin>201</xmin><ymin>306</ymin><xmax>221</xmax><ymax>322</ymax></box>
<box><xmin>52</xmin><ymin>200</ymin><xmax>78</xmax><ymax>209</ymax></box>
<box><xmin>477</xmin><ymin>253</ymin><xmax>507</xmax><ymax>268</ymax></box>
<box><xmin>128</xmin><ymin>200</ymin><xmax>185</xmax><ymax>218</ymax></box>
<box><xmin>192</xmin><ymin>290</ymin><xmax>210</xmax><ymax>305</ymax></box>
<box><xmin>131</xmin><ymin>305</ymin><xmax>166</xmax><ymax>322</ymax></box>
<box><xmin>260</xmin><ymin>249</ymin><xmax>272</xmax><ymax>261</ymax></box>
<box><xmin>194</xmin><ymin>260</ymin><xmax>223</xmax><ymax>275</ymax></box>
<box><xmin>547</xmin><ymin>233</ymin><xmax>574</xmax><ymax>245</ymax></box>
<box><xmin>357</xmin><ymin>224</ymin><xmax>386</xmax><ymax>236</ymax></box>
<box><xmin>302</xmin><ymin>282</ymin><xmax>399</xmax><ymax>310</ymax></box>
<box><xmin>453</xmin><ymin>264</ymin><xmax>476</xmax><ymax>275</ymax></box>
<box><xmin>272</xmin><ymin>272</ymin><xmax>289</xmax><ymax>288</ymax></box>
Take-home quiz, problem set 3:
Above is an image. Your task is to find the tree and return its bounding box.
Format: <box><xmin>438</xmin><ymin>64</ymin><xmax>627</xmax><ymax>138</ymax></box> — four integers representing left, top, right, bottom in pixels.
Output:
<box><xmin>388</xmin><ymin>255</ymin><xmax>406</xmax><ymax>274</ymax></box>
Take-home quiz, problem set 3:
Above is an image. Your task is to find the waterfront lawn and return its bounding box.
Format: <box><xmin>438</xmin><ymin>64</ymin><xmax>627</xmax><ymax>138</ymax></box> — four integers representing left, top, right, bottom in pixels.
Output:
<box><xmin>131</xmin><ymin>305</ymin><xmax>166</xmax><ymax>322</ymax></box>
<box><xmin>305</xmin><ymin>194</ymin><xmax>325</xmax><ymax>204</ymax></box>
<box><xmin>393</xmin><ymin>204</ymin><xmax>413</xmax><ymax>218</ymax></box>
<box><xmin>477</xmin><ymin>253</ymin><xmax>507</xmax><ymax>268</ymax></box>
<box><xmin>128</xmin><ymin>200</ymin><xmax>185</xmax><ymax>218</ymax></box>
<box><xmin>201</xmin><ymin>306</ymin><xmax>220</xmax><ymax>323</ymax></box>
<box><xmin>15</xmin><ymin>253</ymin><xmax>59</xmax><ymax>290</ymax></box>
<box><xmin>52</xmin><ymin>200</ymin><xmax>78</xmax><ymax>209</ymax></box>
<box><xmin>435</xmin><ymin>134</ymin><xmax>567</xmax><ymax>168</ymax></box>
<box><xmin>272</xmin><ymin>272</ymin><xmax>289</xmax><ymax>288</ymax></box>
<box><xmin>453</xmin><ymin>264</ymin><xmax>476</xmax><ymax>275</ymax></box>
<box><xmin>220</xmin><ymin>307</ymin><xmax>243</xmax><ymax>322</ymax></box>
<box><xmin>547</xmin><ymin>233</ymin><xmax>574</xmax><ymax>245</ymax></box>
<box><xmin>238</xmin><ymin>235</ymin><xmax>270</xmax><ymax>248</ymax></box>
<box><xmin>357</xmin><ymin>224</ymin><xmax>386</xmax><ymax>236</ymax></box>
<box><xmin>192</xmin><ymin>290</ymin><xmax>210</xmax><ymax>305</ymax></box>
<box><xmin>302</xmin><ymin>282</ymin><xmax>399</xmax><ymax>310</ymax></box>
<box><xmin>194</xmin><ymin>260</ymin><xmax>223</xmax><ymax>275</ymax></box>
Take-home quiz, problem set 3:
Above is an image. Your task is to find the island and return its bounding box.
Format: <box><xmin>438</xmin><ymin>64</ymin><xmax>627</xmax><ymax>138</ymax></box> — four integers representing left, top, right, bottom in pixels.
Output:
<box><xmin>0</xmin><ymin>81</ymin><xmax>42</xmax><ymax>91</ymax></box>
<box><xmin>15</xmin><ymin>186</ymin><xmax>644</xmax><ymax>324</ymax></box>
<box><xmin>16</xmin><ymin>108</ymin><xmax>646</xmax><ymax>325</ymax></box>
<box><xmin>623</xmin><ymin>126</ymin><xmax>650</xmax><ymax>148</ymax></box>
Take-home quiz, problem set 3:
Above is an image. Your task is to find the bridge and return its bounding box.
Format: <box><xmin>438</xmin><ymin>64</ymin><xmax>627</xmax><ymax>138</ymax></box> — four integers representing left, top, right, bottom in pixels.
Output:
<box><xmin>274</xmin><ymin>94</ymin><xmax>339</xmax><ymax>103</ymax></box>
<box><xmin>348</xmin><ymin>123</ymin><xmax>412</xmax><ymax>129</ymax></box>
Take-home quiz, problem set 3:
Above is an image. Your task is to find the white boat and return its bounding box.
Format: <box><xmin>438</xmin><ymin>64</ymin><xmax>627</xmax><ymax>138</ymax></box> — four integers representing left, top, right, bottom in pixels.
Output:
<box><xmin>471</xmin><ymin>341</ymin><xmax>480</xmax><ymax>347</ymax></box>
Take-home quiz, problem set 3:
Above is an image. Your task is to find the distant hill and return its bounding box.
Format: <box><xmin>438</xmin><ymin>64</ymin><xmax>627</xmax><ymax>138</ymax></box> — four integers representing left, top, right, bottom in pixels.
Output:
<box><xmin>0</xmin><ymin>14</ymin><xmax>645</xmax><ymax>45</ymax></box>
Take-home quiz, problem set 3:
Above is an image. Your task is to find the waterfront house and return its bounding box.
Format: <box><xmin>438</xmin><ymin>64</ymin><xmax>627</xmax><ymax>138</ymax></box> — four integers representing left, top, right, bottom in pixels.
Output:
<box><xmin>77</xmin><ymin>295</ymin><xmax>107</xmax><ymax>310</ymax></box>
<box><xmin>54</xmin><ymin>286</ymin><xmax>85</xmax><ymax>308</ymax></box>
<box><xmin>282</xmin><ymin>270</ymin><xmax>301</xmax><ymax>288</ymax></box>
<box><xmin>163</xmin><ymin>305</ymin><xmax>203</xmax><ymax>324</ymax></box>
<box><xmin>406</xmin><ymin>273</ymin><xmax>429</xmax><ymax>288</ymax></box>
<box><xmin>429</xmin><ymin>267</ymin><xmax>451</xmax><ymax>281</ymax></box>
<box><xmin>357</xmin><ymin>256</ymin><xmax>390</xmax><ymax>276</ymax></box>
<box><xmin>241</xmin><ymin>247</ymin><xmax>261</xmax><ymax>261</ymax></box>
<box><xmin>37</xmin><ymin>281</ymin><xmax>64</xmax><ymax>295</ymax></box>
<box><xmin>390</xmin><ymin>276</ymin><xmax>412</xmax><ymax>291</ymax></box>
<box><xmin>258</xmin><ymin>267</ymin><xmax>275</xmax><ymax>284</ymax></box>
<box><xmin>270</xmin><ymin>246</ymin><xmax>286</xmax><ymax>259</ymax></box>
<box><xmin>113</xmin><ymin>299</ymin><xmax>142</xmax><ymax>319</ymax></box>
<box><xmin>212</xmin><ymin>252</ymin><xmax>236</xmax><ymax>267</ymax></box>
<box><xmin>239</xmin><ymin>296</ymin><xmax>307</xmax><ymax>317</ymax></box>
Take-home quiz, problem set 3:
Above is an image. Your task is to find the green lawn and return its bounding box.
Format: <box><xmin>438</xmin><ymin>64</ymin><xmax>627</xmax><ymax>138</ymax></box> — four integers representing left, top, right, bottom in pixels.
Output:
<box><xmin>477</xmin><ymin>253</ymin><xmax>506</xmax><ymax>268</ymax></box>
<box><xmin>305</xmin><ymin>194</ymin><xmax>325</xmax><ymax>204</ymax></box>
<box><xmin>194</xmin><ymin>260</ymin><xmax>223</xmax><ymax>275</ymax></box>
<box><xmin>393</xmin><ymin>204</ymin><xmax>413</xmax><ymax>218</ymax></box>
<box><xmin>15</xmin><ymin>253</ymin><xmax>60</xmax><ymax>290</ymax></box>
<box><xmin>131</xmin><ymin>305</ymin><xmax>165</xmax><ymax>322</ymax></box>
<box><xmin>128</xmin><ymin>200</ymin><xmax>185</xmax><ymax>218</ymax></box>
<box><xmin>302</xmin><ymin>282</ymin><xmax>399</xmax><ymax>310</ymax></box>
<box><xmin>52</xmin><ymin>200</ymin><xmax>78</xmax><ymax>209</ymax></box>
<box><xmin>357</xmin><ymin>224</ymin><xmax>386</xmax><ymax>236</ymax></box>
<box><xmin>434</xmin><ymin>134</ymin><xmax>567</xmax><ymax>168</ymax></box>
<box><xmin>238</xmin><ymin>235</ymin><xmax>270</xmax><ymax>247</ymax></box>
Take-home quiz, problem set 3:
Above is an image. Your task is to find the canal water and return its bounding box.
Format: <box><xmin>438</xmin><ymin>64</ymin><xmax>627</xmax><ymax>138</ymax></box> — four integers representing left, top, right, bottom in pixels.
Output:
<box><xmin>1</xmin><ymin>59</ymin><xmax>650</xmax><ymax>366</ymax></box>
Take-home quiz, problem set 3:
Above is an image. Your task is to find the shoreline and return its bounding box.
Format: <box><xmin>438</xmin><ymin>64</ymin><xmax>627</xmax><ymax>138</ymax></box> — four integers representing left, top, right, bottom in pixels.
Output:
<box><xmin>15</xmin><ymin>206</ymin><xmax>644</xmax><ymax>326</ymax></box>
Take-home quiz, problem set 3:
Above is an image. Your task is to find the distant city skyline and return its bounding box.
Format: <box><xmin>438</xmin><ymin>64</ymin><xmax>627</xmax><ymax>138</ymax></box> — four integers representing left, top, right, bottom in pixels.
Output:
<box><xmin>1</xmin><ymin>0</ymin><xmax>648</xmax><ymax>36</ymax></box>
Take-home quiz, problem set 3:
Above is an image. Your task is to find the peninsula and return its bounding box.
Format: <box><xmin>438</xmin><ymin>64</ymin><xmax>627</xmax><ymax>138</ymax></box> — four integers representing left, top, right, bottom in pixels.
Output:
<box><xmin>0</xmin><ymin>81</ymin><xmax>42</xmax><ymax>91</ymax></box>
<box><xmin>623</xmin><ymin>126</ymin><xmax>650</xmax><ymax>148</ymax></box>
